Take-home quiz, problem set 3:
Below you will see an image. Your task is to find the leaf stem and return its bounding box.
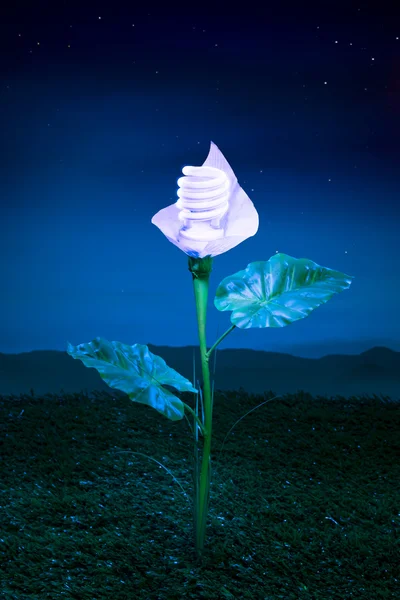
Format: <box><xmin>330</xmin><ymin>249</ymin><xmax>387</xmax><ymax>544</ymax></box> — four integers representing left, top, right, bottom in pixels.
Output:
<box><xmin>182</xmin><ymin>402</ymin><xmax>207</xmax><ymax>436</ymax></box>
<box><xmin>206</xmin><ymin>324</ymin><xmax>236</xmax><ymax>361</ymax></box>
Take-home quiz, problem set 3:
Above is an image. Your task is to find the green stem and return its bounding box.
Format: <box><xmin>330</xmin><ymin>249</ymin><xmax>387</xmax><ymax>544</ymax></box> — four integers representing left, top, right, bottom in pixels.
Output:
<box><xmin>188</xmin><ymin>255</ymin><xmax>214</xmax><ymax>557</ymax></box>
<box><xmin>182</xmin><ymin>402</ymin><xmax>207</xmax><ymax>436</ymax></box>
<box><xmin>206</xmin><ymin>324</ymin><xmax>236</xmax><ymax>361</ymax></box>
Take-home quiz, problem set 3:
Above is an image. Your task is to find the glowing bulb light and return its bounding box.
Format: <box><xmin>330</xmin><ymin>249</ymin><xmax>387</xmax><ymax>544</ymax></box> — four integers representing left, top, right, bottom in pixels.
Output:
<box><xmin>177</xmin><ymin>165</ymin><xmax>230</xmax><ymax>241</ymax></box>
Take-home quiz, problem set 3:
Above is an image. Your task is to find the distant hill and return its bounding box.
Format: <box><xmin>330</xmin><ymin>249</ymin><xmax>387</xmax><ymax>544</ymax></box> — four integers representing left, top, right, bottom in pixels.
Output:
<box><xmin>262</xmin><ymin>338</ymin><xmax>400</xmax><ymax>359</ymax></box>
<box><xmin>0</xmin><ymin>345</ymin><xmax>399</xmax><ymax>400</ymax></box>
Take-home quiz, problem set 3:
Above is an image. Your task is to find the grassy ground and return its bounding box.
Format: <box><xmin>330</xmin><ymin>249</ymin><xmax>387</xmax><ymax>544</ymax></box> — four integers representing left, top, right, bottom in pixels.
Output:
<box><xmin>0</xmin><ymin>387</ymin><xmax>399</xmax><ymax>599</ymax></box>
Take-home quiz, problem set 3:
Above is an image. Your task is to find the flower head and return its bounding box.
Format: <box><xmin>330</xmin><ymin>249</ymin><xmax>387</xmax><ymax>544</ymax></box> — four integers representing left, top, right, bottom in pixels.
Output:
<box><xmin>151</xmin><ymin>141</ymin><xmax>259</xmax><ymax>258</ymax></box>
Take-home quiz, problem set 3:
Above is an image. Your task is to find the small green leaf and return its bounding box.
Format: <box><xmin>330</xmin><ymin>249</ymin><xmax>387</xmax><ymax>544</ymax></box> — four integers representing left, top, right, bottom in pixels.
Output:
<box><xmin>214</xmin><ymin>253</ymin><xmax>354</xmax><ymax>329</ymax></box>
<box><xmin>66</xmin><ymin>338</ymin><xmax>198</xmax><ymax>421</ymax></box>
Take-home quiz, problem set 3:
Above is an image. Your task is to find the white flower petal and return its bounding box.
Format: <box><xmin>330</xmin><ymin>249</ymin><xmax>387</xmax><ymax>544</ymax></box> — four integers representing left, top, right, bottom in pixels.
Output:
<box><xmin>151</xmin><ymin>141</ymin><xmax>259</xmax><ymax>258</ymax></box>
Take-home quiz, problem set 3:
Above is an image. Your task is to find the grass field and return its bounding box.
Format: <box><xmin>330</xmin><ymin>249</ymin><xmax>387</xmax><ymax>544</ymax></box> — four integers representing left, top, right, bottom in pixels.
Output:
<box><xmin>0</xmin><ymin>387</ymin><xmax>399</xmax><ymax>599</ymax></box>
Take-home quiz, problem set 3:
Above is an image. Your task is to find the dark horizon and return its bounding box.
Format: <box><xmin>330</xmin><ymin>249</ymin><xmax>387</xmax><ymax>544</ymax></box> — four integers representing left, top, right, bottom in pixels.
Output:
<box><xmin>1</xmin><ymin>339</ymin><xmax>399</xmax><ymax>400</ymax></box>
<box><xmin>1</xmin><ymin>4</ymin><xmax>399</xmax><ymax>357</ymax></box>
<box><xmin>1</xmin><ymin>338</ymin><xmax>400</xmax><ymax>361</ymax></box>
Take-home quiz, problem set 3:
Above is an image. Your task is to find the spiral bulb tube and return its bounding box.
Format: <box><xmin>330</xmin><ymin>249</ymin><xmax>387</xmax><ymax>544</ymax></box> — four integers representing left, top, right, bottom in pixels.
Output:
<box><xmin>176</xmin><ymin>165</ymin><xmax>230</xmax><ymax>241</ymax></box>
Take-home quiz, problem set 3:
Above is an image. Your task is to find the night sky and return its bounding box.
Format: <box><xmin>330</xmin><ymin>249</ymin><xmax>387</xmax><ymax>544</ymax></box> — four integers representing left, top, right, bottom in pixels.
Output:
<box><xmin>1</xmin><ymin>3</ymin><xmax>399</xmax><ymax>358</ymax></box>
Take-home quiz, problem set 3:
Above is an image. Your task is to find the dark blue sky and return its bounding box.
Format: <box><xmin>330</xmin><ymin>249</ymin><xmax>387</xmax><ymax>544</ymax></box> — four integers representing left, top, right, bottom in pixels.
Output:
<box><xmin>0</xmin><ymin>4</ymin><xmax>399</xmax><ymax>357</ymax></box>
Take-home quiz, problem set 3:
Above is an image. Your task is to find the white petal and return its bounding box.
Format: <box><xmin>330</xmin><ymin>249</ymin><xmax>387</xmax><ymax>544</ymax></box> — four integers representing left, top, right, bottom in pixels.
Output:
<box><xmin>151</xmin><ymin>141</ymin><xmax>259</xmax><ymax>258</ymax></box>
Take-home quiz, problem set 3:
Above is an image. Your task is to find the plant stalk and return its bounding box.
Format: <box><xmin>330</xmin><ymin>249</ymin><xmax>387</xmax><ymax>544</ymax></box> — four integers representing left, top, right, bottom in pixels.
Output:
<box><xmin>188</xmin><ymin>255</ymin><xmax>214</xmax><ymax>557</ymax></box>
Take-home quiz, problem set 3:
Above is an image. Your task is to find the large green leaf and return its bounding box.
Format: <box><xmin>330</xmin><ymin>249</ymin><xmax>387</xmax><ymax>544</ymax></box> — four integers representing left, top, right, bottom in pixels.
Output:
<box><xmin>66</xmin><ymin>338</ymin><xmax>198</xmax><ymax>421</ymax></box>
<box><xmin>214</xmin><ymin>253</ymin><xmax>354</xmax><ymax>329</ymax></box>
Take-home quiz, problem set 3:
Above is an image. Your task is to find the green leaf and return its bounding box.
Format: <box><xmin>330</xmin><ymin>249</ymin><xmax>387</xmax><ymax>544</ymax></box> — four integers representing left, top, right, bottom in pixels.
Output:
<box><xmin>66</xmin><ymin>338</ymin><xmax>198</xmax><ymax>421</ymax></box>
<box><xmin>214</xmin><ymin>253</ymin><xmax>354</xmax><ymax>329</ymax></box>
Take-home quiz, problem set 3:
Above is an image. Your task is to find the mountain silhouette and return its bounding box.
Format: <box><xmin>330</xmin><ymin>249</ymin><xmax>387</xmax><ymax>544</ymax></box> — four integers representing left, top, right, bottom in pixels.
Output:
<box><xmin>0</xmin><ymin>345</ymin><xmax>399</xmax><ymax>400</ymax></box>
<box><xmin>257</xmin><ymin>338</ymin><xmax>400</xmax><ymax>358</ymax></box>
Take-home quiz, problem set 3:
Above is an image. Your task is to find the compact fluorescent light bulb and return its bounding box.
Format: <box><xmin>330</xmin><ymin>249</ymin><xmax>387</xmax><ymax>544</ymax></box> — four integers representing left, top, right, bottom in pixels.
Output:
<box><xmin>176</xmin><ymin>165</ymin><xmax>230</xmax><ymax>241</ymax></box>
